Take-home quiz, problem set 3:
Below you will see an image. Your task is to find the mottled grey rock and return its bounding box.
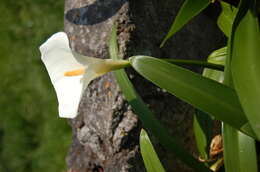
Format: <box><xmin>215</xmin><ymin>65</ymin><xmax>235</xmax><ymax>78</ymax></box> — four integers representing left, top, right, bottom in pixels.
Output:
<box><xmin>64</xmin><ymin>0</ymin><xmax>225</xmax><ymax>171</ymax></box>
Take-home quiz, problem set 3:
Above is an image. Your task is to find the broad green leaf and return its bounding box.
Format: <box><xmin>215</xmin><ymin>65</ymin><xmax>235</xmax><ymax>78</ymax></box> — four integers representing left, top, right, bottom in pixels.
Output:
<box><xmin>222</xmin><ymin>1</ymin><xmax>258</xmax><ymax>171</ymax></box>
<box><xmin>140</xmin><ymin>129</ymin><xmax>166</xmax><ymax>172</ymax></box>
<box><xmin>228</xmin><ymin>0</ymin><xmax>253</xmax><ymax>60</ymax></box>
<box><xmin>130</xmin><ymin>56</ymin><xmax>254</xmax><ymax>137</ymax></box>
<box><xmin>237</xmin><ymin>131</ymin><xmax>257</xmax><ymax>172</ymax></box>
<box><xmin>222</xmin><ymin>125</ymin><xmax>242</xmax><ymax>172</ymax></box>
<box><xmin>109</xmin><ymin>25</ymin><xmax>211</xmax><ymax>172</ymax></box>
<box><xmin>160</xmin><ymin>0</ymin><xmax>210</xmax><ymax>47</ymax></box>
<box><xmin>223</xmin><ymin>125</ymin><xmax>257</xmax><ymax>172</ymax></box>
<box><xmin>217</xmin><ymin>2</ymin><xmax>237</xmax><ymax>37</ymax></box>
<box><xmin>231</xmin><ymin>0</ymin><xmax>260</xmax><ymax>139</ymax></box>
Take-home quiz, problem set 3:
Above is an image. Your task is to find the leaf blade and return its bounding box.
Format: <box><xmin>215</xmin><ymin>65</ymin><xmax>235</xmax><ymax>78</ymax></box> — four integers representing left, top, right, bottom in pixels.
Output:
<box><xmin>160</xmin><ymin>0</ymin><xmax>210</xmax><ymax>47</ymax></box>
<box><xmin>130</xmin><ymin>56</ymin><xmax>253</xmax><ymax>137</ymax></box>
<box><xmin>140</xmin><ymin>129</ymin><xmax>166</xmax><ymax>172</ymax></box>
<box><xmin>193</xmin><ymin>110</ymin><xmax>213</xmax><ymax>161</ymax></box>
<box><xmin>217</xmin><ymin>2</ymin><xmax>237</xmax><ymax>37</ymax></box>
<box><xmin>223</xmin><ymin>125</ymin><xmax>258</xmax><ymax>172</ymax></box>
<box><xmin>231</xmin><ymin>0</ymin><xmax>260</xmax><ymax>139</ymax></box>
<box><xmin>222</xmin><ymin>1</ymin><xmax>258</xmax><ymax>171</ymax></box>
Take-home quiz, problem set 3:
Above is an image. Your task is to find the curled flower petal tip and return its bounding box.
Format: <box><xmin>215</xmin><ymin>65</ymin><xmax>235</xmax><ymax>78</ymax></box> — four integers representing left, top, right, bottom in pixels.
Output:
<box><xmin>39</xmin><ymin>32</ymin><xmax>69</xmax><ymax>59</ymax></box>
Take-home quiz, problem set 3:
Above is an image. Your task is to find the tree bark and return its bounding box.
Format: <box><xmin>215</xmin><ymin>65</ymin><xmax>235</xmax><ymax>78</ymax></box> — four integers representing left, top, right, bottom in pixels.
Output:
<box><xmin>64</xmin><ymin>0</ymin><xmax>225</xmax><ymax>171</ymax></box>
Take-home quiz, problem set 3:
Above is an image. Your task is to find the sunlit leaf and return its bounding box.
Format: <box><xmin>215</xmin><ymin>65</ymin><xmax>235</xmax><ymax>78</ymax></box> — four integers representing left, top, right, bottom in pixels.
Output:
<box><xmin>140</xmin><ymin>129</ymin><xmax>166</xmax><ymax>172</ymax></box>
<box><xmin>130</xmin><ymin>56</ymin><xmax>254</xmax><ymax>137</ymax></box>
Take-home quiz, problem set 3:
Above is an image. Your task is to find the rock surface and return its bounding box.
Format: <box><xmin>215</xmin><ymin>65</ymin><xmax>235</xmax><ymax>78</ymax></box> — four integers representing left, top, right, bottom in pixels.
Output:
<box><xmin>64</xmin><ymin>0</ymin><xmax>225</xmax><ymax>171</ymax></box>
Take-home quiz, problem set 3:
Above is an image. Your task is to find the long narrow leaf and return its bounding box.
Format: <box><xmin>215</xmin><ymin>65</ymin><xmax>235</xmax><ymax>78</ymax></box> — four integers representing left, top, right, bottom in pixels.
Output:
<box><xmin>160</xmin><ymin>0</ymin><xmax>210</xmax><ymax>47</ymax></box>
<box><xmin>130</xmin><ymin>56</ymin><xmax>254</xmax><ymax>137</ymax></box>
<box><xmin>222</xmin><ymin>1</ymin><xmax>258</xmax><ymax>171</ymax></box>
<box><xmin>109</xmin><ymin>25</ymin><xmax>211</xmax><ymax>172</ymax></box>
<box><xmin>140</xmin><ymin>129</ymin><xmax>166</xmax><ymax>172</ymax></box>
<box><xmin>193</xmin><ymin>110</ymin><xmax>213</xmax><ymax>161</ymax></box>
<box><xmin>231</xmin><ymin>0</ymin><xmax>260</xmax><ymax>139</ymax></box>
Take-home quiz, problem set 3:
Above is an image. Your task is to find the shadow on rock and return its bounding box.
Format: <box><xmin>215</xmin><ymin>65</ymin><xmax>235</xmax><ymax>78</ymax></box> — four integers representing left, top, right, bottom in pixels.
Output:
<box><xmin>65</xmin><ymin>0</ymin><xmax>127</xmax><ymax>25</ymax></box>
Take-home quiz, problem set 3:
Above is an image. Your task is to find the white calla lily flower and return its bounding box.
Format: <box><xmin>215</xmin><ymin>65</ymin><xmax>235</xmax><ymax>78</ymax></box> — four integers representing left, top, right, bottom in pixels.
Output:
<box><xmin>40</xmin><ymin>32</ymin><xmax>129</xmax><ymax>118</ymax></box>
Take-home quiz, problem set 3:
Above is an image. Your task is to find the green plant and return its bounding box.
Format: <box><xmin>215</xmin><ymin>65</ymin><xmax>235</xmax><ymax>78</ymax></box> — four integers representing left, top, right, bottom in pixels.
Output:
<box><xmin>108</xmin><ymin>0</ymin><xmax>260</xmax><ymax>171</ymax></box>
<box><xmin>140</xmin><ymin>129</ymin><xmax>166</xmax><ymax>172</ymax></box>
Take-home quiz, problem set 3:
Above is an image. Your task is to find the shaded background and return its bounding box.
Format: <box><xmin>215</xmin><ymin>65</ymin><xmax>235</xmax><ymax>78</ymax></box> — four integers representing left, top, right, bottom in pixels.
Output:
<box><xmin>0</xmin><ymin>0</ymin><xmax>71</xmax><ymax>171</ymax></box>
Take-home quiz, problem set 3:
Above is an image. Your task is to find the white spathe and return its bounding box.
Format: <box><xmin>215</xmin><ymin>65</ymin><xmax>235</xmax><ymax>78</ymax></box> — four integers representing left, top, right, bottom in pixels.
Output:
<box><xmin>40</xmin><ymin>32</ymin><xmax>128</xmax><ymax>118</ymax></box>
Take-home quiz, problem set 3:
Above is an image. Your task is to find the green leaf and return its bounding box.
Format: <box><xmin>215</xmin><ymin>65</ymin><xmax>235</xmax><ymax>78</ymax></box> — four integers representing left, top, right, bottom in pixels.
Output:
<box><xmin>199</xmin><ymin>47</ymin><xmax>257</xmax><ymax>172</ymax></box>
<box><xmin>207</xmin><ymin>47</ymin><xmax>227</xmax><ymax>65</ymax></box>
<box><xmin>231</xmin><ymin>0</ymin><xmax>260</xmax><ymax>139</ymax></box>
<box><xmin>109</xmin><ymin>25</ymin><xmax>211</xmax><ymax>172</ymax></box>
<box><xmin>223</xmin><ymin>125</ymin><xmax>257</xmax><ymax>172</ymax></box>
<box><xmin>236</xmin><ymin>131</ymin><xmax>257</xmax><ymax>172</ymax></box>
<box><xmin>222</xmin><ymin>1</ymin><xmax>258</xmax><ymax>171</ymax></box>
<box><xmin>217</xmin><ymin>2</ymin><xmax>237</xmax><ymax>37</ymax></box>
<box><xmin>203</xmin><ymin>47</ymin><xmax>226</xmax><ymax>82</ymax></box>
<box><xmin>130</xmin><ymin>56</ymin><xmax>254</xmax><ymax>137</ymax></box>
<box><xmin>193</xmin><ymin>47</ymin><xmax>226</xmax><ymax>162</ymax></box>
<box><xmin>193</xmin><ymin>110</ymin><xmax>213</xmax><ymax>161</ymax></box>
<box><xmin>140</xmin><ymin>129</ymin><xmax>166</xmax><ymax>172</ymax></box>
<box><xmin>160</xmin><ymin>0</ymin><xmax>210</xmax><ymax>47</ymax></box>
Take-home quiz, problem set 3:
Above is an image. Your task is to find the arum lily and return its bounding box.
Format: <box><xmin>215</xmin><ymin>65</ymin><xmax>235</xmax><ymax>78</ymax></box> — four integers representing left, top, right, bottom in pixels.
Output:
<box><xmin>40</xmin><ymin>32</ymin><xmax>129</xmax><ymax>118</ymax></box>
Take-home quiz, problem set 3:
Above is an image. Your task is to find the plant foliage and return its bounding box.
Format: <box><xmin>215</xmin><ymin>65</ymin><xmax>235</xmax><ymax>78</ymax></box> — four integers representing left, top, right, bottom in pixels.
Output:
<box><xmin>111</xmin><ymin>0</ymin><xmax>260</xmax><ymax>171</ymax></box>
